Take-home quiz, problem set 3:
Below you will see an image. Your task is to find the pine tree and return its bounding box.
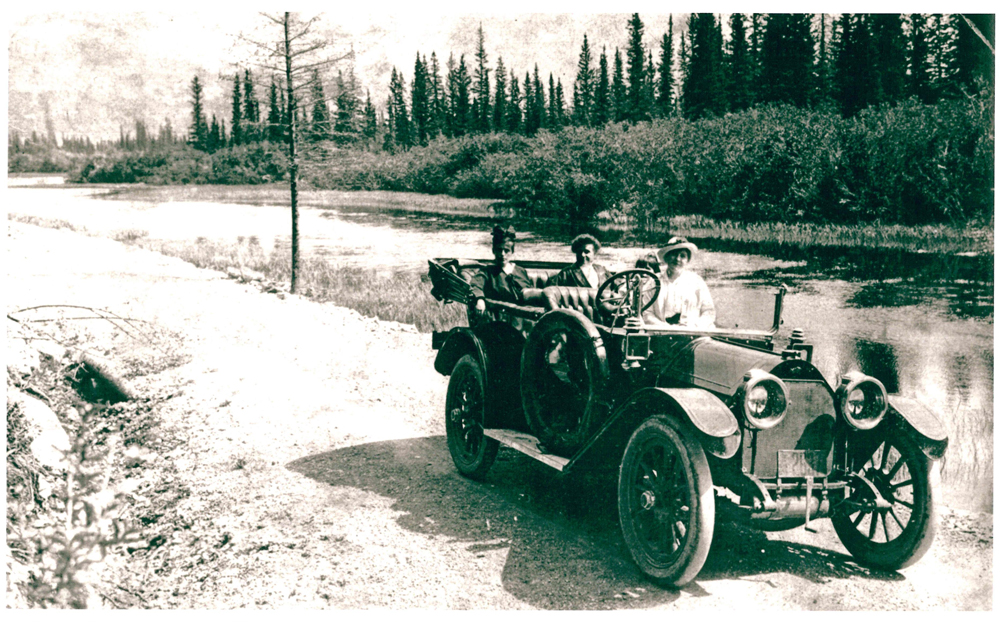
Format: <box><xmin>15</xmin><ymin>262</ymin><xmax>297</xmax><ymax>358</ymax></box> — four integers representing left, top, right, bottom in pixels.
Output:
<box><xmin>473</xmin><ymin>24</ymin><xmax>491</xmax><ymax>133</ymax></box>
<box><xmin>612</xmin><ymin>48</ymin><xmax>626</xmax><ymax>122</ymax></box>
<box><xmin>760</xmin><ymin>13</ymin><xmax>814</xmax><ymax>107</ymax></box>
<box><xmin>656</xmin><ymin>21</ymin><xmax>675</xmax><ymax>118</ymax></box>
<box><xmin>427</xmin><ymin>52</ymin><xmax>444</xmax><ymax>140</ymax></box>
<box><xmin>383</xmin><ymin>94</ymin><xmax>396</xmax><ymax>152</ymax></box>
<box><xmin>909</xmin><ymin>14</ymin><xmax>936</xmax><ymax>103</ymax></box>
<box><xmin>208</xmin><ymin>114</ymin><xmax>222</xmax><ymax>152</ymax></box>
<box><xmin>834</xmin><ymin>14</ymin><xmax>880</xmax><ymax>116</ymax></box>
<box><xmin>309</xmin><ymin>70</ymin><xmax>330</xmax><ymax>142</ymax></box>
<box><xmin>452</xmin><ymin>55</ymin><xmax>472</xmax><ymax>136</ymax></box>
<box><xmin>411</xmin><ymin>53</ymin><xmax>431</xmax><ymax>145</ymax></box>
<box><xmin>573</xmin><ymin>34</ymin><xmax>595</xmax><ymax>126</ymax></box>
<box><xmin>231</xmin><ymin>73</ymin><xmax>243</xmax><ymax>146</ymax></box>
<box><xmin>362</xmin><ymin>90</ymin><xmax>378</xmax><ymax>149</ymax></box>
<box><xmin>243</xmin><ymin>70</ymin><xmax>260</xmax><ymax>142</ymax></box>
<box><xmin>507</xmin><ymin>71</ymin><xmax>522</xmax><ymax>133</ymax></box>
<box><xmin>683</xmin><ymin>13</ymin><xmax>726</xmax><ymax>119</ymax></box>
<box><xmin>815</xmin><ymin>14</ymin><xmax>834</xmax><ymax>108</ymax></box>
<box><xmin>726</xmin><ymin>14</ymin><xmax>753</xmax><ymax>111</ymax></box>
<box><xmin>871</xmin><ymin>14</ymin><xmax>907</xmax><ymax>105</ymax></box>
<box><xmin>267</xmin><ymin>77</ymin><xmax>283</xmax><ymax>142</ymax></box>
<box><xmin>555</xmin><ymin>79</ymin><xmax>566</xmax><ymax>128</ymax></box>
<box><xmin>593</xmin><ymin>47</ymin><xmax>611</xmax><ymax>125</ymax></box>
<box><xmin>493</xmin><ymin>56</ymin><xmax>507</xmax><ymax>132</ymax></box>
<box><xmin>334</xmin><ymin>69</ymin><xmax>361</xmax><ymax>144</ymax></box>
<box><xmin>188</xmin><ymin>75</ymin><xmax>209</xmax><ymax>151</ymax></box>
<box><xmin>523</xmin><ymin>71</ymin><xmax>537</xmax><ymax>134</ymax></box>
<box><xmin>931</xmin><ymin>15</ymin><xmax>961</xmax><ymax>99</ymax></box>
<box><xmin>625</xmin><ymin>13</ymin><xmax>650</xmax><ymax>122</ymax></box>
<box><xmin>389</xmin><ymin>67</ymin><xmax>411</xmax><ymax>148</ymax></box>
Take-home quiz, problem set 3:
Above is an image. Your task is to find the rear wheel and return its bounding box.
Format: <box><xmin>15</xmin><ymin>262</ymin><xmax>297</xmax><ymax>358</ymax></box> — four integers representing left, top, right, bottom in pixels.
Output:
<box><xmin>832</xmin><ymin>429</ymin><xmax>939</xmax><ymax>570</ymax></box>
<box><xmin>618</xmin><ymin>416</ymin><xmax>714</xmax><ymax>587</ymax></box>
<box><xmin>445</xmin><ymin>355</ymin><xmax>499</xmax><ymax>480</ymax></box>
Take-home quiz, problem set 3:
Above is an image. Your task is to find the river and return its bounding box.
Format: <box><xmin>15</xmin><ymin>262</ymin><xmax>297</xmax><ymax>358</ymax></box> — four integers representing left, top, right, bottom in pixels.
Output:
<box><xmin>6</xmin><ymin>181</ymin><xmax>993</xmax><ymax>513</ymax></box>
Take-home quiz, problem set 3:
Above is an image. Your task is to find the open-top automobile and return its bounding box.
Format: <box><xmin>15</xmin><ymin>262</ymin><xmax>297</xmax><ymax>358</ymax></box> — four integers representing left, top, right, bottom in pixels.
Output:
<box><xmin>427</xmin><ymin>256</ymin><xmax>948</xmax><ymax>587</ymax></box>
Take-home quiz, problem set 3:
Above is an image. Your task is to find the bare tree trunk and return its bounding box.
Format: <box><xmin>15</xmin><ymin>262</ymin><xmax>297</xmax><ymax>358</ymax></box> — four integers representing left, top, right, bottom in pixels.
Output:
<box><xmin>283</xmin><ymin>12</ymin><xmax>300</xmax><ymax>294</ymax></box>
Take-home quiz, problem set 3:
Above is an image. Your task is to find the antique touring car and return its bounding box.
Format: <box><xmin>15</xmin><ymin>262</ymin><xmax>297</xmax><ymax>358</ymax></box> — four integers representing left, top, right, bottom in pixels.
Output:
<box><xmin>428</xmin><ymin>257</ymin><xmax>948</xmax><ymax>587</ymax></box>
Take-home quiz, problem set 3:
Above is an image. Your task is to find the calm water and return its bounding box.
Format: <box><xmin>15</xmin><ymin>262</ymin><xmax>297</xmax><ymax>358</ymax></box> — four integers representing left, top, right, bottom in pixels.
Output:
<box><xmin>7</xmin><ymin>183</ymin><xmax>994</xmax><ymax>513</ymax></box>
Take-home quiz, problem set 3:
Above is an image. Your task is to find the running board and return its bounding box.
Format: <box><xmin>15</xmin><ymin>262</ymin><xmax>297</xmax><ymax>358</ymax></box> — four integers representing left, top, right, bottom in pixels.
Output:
<box><xmin>484</xmin><ymin>429</ymin><xmax>571</xmax><ymax>471</ymax></box>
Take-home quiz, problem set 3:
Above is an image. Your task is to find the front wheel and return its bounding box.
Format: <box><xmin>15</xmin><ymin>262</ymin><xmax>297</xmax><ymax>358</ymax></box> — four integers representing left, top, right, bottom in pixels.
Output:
<box><xmin>831</xmin><ymin>429</ymin><xmax>939</xmax><ymax>570</ymax></box>
<box><xmin>618</xmin><ymin>416</ymin><xmax>715</xmax><ymax>587</ymax></box>
<box><xmin>445</xmin><ymin>355</ymin><xmax>499</xmax><ymax>480</ymax></box>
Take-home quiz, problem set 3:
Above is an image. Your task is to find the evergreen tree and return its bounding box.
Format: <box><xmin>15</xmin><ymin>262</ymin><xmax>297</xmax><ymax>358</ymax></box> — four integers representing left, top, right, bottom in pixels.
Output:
<box><xmin>656</xmin><ymin>21</ymin><xmax>675</xmax><ymax>118</ymax></box>
<box><xmin>452</xmin><ymin>55</ymin><xmax>472</xmax><ymax>136</ymax></box>
<box><xmin>267</xmin><ymin>77</ymin><xmax>283</xmax><ymax>142</ymax></box>
<box><xmin>815</xmin><ymin>14</ymin><xmax>834</xmax><ymax>108</ymax></box>
<box><xmin>555</xmin><ymin>79</ymin><xmax>566</xmax><ymax>128</ymax></box>
<box><xmin>362</xmin><ymin>90</ymin><xmax>378</xmax><ymax>149</ymax></box>
<box><xmin>530</xmin><ymin>65</ymin><xmax>546</xmax><ymax>133</ymax></box>
<box><xmin>726</xmin><ymin>14</ymin><xmax>753</xmax><ymax>111</ymax></box>
<box><xmin>188</xmin><ymin>75</ymin><xmax>209</xmax><ymax>151</ymax></box>
<box><xmin>612</xmin><ymin>48</ymin><xmax>627</xmax><ymax>122</ymax></box>
<box><xmin>334</xmin><ymin>69</ymin><xmax>361</xmax><ymax>144</ymax></box>
<box><xmin>625</xmin><ymin>13</ymin><xmax>650</xmax><ymax>122</ymax></box>
<box><xmin>383</xmin><ymin>94</ymin><xmax>396</xmax><ymax>152</ymax></box>
<box><xmin>760</xmin><ymin>13</ymin><xmax>814</xmax><ymax>107</ymax></box>
<box><xmin>871</xmin><ymin>14</ymin><xmax>907</xmax><ymax>105</ymax></box>
<box><xmin>243</xmin><ymin>70</ymin><xmax>260</xmax><ymax>142</ymax></box>
<box><xmin>493</xmin><ymin>56</ymin><xmax>508</xmax><ymax>132</ymax></box>
<box><xmin>593</xmin><ymin>47</ymin><xmax>611</xmax><ymax>125</ymax></box>
<box><xmin>207</xmin><ymin>114</ymin><xmax>223</xmax><ymax>152</ymax></box>
<box><xmin>909</xmin><ymin>14</ymin><xmax>936</xmax><ymax>103</ymax></box>
<box><xmin>231</xmin><ymin>73</ymin><xmax>243</xmax><ymax>146</ymax></box>
<box><xmin>473</xmin><ymin>24</ymin><xmax>491</xmax><ymax>133</ymax></box>
<box><xmin>309</xmin><ymin>70</ymin><xmax>331</xmax><ymax>142</ymax></box>
<box><xmin>683</xmin><ymin>13</ymin><xmax>726</xmax><ymax>119</ymax></box>
<box><xmin>428</xmin><ymin>52</ymin><xmax>444</xmax><ymax>140</ymax></box>
<box><xmin>389</xmin><ymin>67</ymin><xmax>411</xmax><ymax>148</ymax></box>
<box><xmin>573</xmin><ymin>34</ymin><xmax>595</xmax><ymax>126</ymax></box>
<box><xmin>930</xmin><ymin>15</ymin><xmax>960</xmax><ymax>99</ymax></box>
<box><xmin>834</xmin><ymin>14</ymin><xmax>881</xmax><ymax>116</ymax></box>
<box><xmin>523</xmin><ymin>71</ymin><xmax>537</xmax><ymax>134</ymax></box>
<box><xmin>507</xmin><ymin>71</ymin><xmax>522</xmax><ymax>133</ymax></box>
<box><xmin>411</xmin><ymin>53</ymin><xmax>431</xmax><ymax>145</ymax></box>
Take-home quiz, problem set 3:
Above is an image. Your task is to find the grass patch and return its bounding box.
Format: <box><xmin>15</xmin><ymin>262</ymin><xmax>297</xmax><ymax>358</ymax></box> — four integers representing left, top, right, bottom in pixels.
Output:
<box><xmin>8</xmin><ymin>214</ymin><xmax>87</xmax><ymax>233</ymax></box>
<box><xmin>123</xmin><ymin>236</ymin><xmax>467</xmax><ymax>333</ymax></box>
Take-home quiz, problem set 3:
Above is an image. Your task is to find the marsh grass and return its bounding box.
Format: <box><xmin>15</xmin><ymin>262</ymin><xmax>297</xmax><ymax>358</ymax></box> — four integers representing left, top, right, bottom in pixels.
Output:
<box><xmin>662</xmin><ymin>214</ymin><xmax>993</xmax><ymax>255</ymax></box>
<box><xmin>125</xmin><ymin>236</ymin><xmax>468</xmax><ymax>333</ymax></box>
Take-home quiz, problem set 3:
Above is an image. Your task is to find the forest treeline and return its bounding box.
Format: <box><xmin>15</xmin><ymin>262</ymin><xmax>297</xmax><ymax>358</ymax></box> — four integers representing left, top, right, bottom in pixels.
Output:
<box><xmin>13</xmin><ymin>13</ymin><xmax>995</xmax><ymax>228</ymax></box>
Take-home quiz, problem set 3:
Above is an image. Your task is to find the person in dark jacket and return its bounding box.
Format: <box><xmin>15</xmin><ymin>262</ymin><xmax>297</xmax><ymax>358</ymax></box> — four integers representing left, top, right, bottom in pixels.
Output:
<box><xmin>548</xmin><ymin>234</ymin><xmax>609</xmax><ymax>289</ymax></box>
<box><xmin>471</xmin><ymin>225</ymin><xmax>532</xmax><ymax>315</ymax></box>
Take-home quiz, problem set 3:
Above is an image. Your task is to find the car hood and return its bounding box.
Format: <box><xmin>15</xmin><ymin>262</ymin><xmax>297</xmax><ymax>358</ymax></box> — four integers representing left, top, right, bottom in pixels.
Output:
<box><xmin>657</xmin><ymin>336</ymin><xmax>787</xmax><ymax>397</ymax></box>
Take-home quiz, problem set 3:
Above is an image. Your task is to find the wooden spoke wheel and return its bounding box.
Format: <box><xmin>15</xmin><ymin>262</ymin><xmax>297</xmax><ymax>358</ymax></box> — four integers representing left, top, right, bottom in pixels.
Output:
<box><xmin>445</xmin><ymin>355</ymin><xmax>499</xmax><ymax>480</ymax></box>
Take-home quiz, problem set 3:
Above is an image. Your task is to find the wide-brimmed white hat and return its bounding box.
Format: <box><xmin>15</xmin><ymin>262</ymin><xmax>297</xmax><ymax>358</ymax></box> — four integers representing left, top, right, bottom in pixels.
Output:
<box><xmin>656</xmin><ymin>236</ymin><xmax>698</xmax><ymax>264</ymax></box>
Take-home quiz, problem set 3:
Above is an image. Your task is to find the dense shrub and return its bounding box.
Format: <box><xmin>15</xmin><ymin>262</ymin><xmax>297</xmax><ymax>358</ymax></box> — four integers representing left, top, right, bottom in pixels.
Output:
<box><xmin>310</xmin><ymin>98</ymin><xmax>993</xmax><ymax>227</ymax></box>
<box><xmin>74</xmin><ymin>143</ymin><xmax>288</xmax><ymax>185</ymax></box>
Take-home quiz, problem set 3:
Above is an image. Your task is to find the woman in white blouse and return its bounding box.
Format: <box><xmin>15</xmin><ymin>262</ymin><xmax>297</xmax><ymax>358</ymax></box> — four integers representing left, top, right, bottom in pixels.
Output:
<box><xmin>641</xmin><ymin>236</ymin><xmax>716</xmax><ymax>329</ymax></box>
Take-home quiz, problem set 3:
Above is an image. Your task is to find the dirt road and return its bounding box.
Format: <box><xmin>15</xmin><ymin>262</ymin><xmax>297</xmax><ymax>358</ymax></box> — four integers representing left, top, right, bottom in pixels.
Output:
<box><xmin>6</xmin><ymin>221</ymin><xmax>992</xmax><ymax>609</ymax></box>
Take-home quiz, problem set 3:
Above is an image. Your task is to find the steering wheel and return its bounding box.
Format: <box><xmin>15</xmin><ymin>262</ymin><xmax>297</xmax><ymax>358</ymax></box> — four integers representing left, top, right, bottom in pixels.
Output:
<box><xmin>595</xmin><ymin>269</ymin><xmax>661</xmax><ymax>325</ymax></box>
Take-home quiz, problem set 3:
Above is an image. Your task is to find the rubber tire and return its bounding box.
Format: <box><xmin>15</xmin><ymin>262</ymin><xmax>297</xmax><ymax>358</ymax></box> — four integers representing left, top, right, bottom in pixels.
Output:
<box><xmin>520</xmin><ymin>310</ymin><xmax>609</xmax><ymax>455</ymax></box>
<box><xmin>445</xmin><ymin>355</ymin><xmax>499</xmax><ymax>480</ymax></box>
<box><xmin>618</xmin><ymin>416</ymin><xmax>715</xmax><ymax>588</ymax></box>
<box><xmin>831</xmin><ymin>428</ymin><xmax>939</xmax><ymax>570</ymax></box>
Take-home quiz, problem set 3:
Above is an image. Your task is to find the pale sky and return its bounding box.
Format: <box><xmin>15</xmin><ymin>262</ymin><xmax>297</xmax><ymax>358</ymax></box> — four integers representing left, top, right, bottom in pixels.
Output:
<box><xmin>6</xmin><ymin>1</ymin><xmax>986</xmax><ymax>141</ymax></box>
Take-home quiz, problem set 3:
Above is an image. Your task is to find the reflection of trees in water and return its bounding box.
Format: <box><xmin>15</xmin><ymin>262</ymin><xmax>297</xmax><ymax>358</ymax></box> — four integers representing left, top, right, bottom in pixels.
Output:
<box><xmin>849</xmin><ymin>338</ymin><xmax>901</xmax><ymax>394</ymax></box>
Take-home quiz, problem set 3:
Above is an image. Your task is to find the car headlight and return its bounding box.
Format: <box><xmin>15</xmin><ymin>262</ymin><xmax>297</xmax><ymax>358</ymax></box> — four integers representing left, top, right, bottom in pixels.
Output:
<box><xmin>837</xmin><ymin>372</ymin><xmax>888</xmax><ymax>430</ymax></box>
<box><xmin>740</xmin><ymin>370</ymin><xmax>788</xmax><ymax>430</ymax></box>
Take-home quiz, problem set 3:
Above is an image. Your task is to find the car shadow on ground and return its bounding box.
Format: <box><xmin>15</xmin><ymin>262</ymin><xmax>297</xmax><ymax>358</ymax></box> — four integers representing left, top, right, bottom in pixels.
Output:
<box><xmin>289</xmin><ymin>436</ymin><xmax>900</xmax><ymax>609</ymax></box>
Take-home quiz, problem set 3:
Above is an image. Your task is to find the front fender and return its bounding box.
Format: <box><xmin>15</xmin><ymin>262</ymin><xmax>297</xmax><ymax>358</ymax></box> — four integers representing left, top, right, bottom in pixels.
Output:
<box><xmin>434</xmin><ymin>328</ymin><xmax>487</xmax><ymax>378</ymax></box>
<box><xmin>610</xmin><ymin>387</ymin><xmax>741</xmax><ymax>459</ymax></box>
<box><xmin>887</xmin><ymin>396</ymin><xmax>949</xmax><ymax>459</ymax></box>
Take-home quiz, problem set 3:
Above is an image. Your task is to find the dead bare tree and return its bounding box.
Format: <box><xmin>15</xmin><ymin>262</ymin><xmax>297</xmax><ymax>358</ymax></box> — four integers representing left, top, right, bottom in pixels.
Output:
<box><xmin>239</xmin><ymin>13</ymin><xmax>353</xmax><ymax>293</ymax></box>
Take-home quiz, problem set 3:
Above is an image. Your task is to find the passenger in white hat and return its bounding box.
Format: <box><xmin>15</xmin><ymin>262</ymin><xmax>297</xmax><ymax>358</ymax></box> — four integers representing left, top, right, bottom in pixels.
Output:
<box><xmin>642</xmin><ymin>236</ymin><xmax>716</xmax><ymax>329</ymax></box>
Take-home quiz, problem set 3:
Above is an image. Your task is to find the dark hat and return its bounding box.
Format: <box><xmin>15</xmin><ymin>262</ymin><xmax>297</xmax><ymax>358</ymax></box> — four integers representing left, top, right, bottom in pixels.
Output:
<box><xmin>491</xmin><ymin>224</ymin><xmax>517</xmax><ymax>246</ymax></box>
<box><xmin>656</xmin><ymin>236</ymin><xmax>697</xmax><ymax>264</ymax></box>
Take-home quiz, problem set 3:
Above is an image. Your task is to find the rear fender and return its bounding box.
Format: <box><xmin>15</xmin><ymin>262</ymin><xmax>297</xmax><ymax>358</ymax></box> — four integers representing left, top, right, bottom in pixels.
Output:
<box><xmin>887</xmin><ymin>396</ymin><xmax>949</xmax><ymax>460</ymax></box>
<box><xmin>604</xmin><ymin>387</ymin><xmax>741</xmax><ymax>459</ymax></box>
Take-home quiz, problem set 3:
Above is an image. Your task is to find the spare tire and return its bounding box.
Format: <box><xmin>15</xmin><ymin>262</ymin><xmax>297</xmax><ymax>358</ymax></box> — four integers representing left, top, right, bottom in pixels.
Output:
<box><xmin>520</xmin><ymin>309</ymin><xmax>610</xmax><ymax>455</ymax></box>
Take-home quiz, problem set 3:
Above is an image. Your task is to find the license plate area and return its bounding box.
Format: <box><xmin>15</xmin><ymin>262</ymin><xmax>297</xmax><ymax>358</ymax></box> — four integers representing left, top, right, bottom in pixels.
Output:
<box><xmin>777</xmin><ymin>450</ymin><xmax>830</xmax><ymax>478</ymax></box>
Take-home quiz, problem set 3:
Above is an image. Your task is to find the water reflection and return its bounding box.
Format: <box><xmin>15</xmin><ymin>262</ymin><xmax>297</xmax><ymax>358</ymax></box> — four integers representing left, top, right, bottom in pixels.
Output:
<box><xmin>849</xmin><ymin>338</ymin><xmax>901</xmax><ymax>394</ymax></box>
